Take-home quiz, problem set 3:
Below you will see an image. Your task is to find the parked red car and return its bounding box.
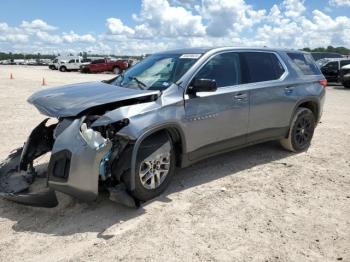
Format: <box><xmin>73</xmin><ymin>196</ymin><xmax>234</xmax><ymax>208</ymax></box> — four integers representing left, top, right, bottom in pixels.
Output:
<box><xmin>80</xmin><ymin>58</ymin><xmax>129</xmax><ymax>74</ymax></box>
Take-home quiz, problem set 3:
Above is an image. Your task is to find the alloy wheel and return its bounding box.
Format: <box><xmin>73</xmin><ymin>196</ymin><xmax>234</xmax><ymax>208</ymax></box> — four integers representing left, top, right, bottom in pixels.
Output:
<box><xmin>294</xmin><ymin>116</ymin><xmax>313</xmax><ymax>148</ymax></box>
<box><xmin>139</xmin><ymin>152</ymin><xmax>171</xmax><ymax>190</ymax></box>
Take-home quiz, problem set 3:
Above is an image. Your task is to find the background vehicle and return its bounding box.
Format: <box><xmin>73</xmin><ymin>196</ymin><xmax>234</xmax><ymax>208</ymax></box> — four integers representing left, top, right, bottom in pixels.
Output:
<box><xmin>340</xmin><ymin>64</ymin><xmax>350</xmax><ymax>88</ymax></box>
<box><xmin>0</xmin><ymin>47</ymin><xmax>326</xmax><ymax>208</ymax></box>
<box><xmin>311</xmin><ymin>52</ymin><xmax>343</xmax><ymax>61</ymax></box>
<box><xmin>320</xmin><ymin>58</ymin><xmax>350</xmax><ymax>82</ymax></box>
<box><xmin>80</xmin><ymin>58</ymin><xmax>129</xmax><ymax>74</ymax></box>
<box><xmin>58</xmin><ymin>57</ymin><xmax>91</xmax><ymax>72</ymax></box>
<box><xmin>48</xmin><ymin>58</ymin><xmax>68</xmax><ymax>70</ymax></box>
<box><xmin>48</xmin><ymin>56</ymin><xmax>80</xmax><ymax>70</ymax></box>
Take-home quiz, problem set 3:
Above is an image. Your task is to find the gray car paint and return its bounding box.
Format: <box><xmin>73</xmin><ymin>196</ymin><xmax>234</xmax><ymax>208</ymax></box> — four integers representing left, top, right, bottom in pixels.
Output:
<box><xmin>28</xmin><ymin>81</ymin><xmax>160</xmax><ymax>117</ymax></box>
<box><xmin>91</xmin><ymin>47</ymin><xmax>325</xmax><ymax>155</ymax></box>
<box><xmin>48</xmin><ymin>118</ymin><xmax>112</xmax><ymax>201</ymax></box>
<box><xmin>17</xmin><ymin>47</ymin><xmax>326</xmax><ymax>200</ymax></box>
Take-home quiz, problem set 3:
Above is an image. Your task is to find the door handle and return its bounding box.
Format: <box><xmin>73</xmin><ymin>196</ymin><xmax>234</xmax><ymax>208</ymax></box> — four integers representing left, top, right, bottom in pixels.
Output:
<box><xmin>284</xmin><ymin>86</ymin><xmax>294</xmax><ymax>94</ymax></box>
<box><xmin>234</xmin><ymin>93</ymin><xmax>248</xmax><ymax>101</ymax></box>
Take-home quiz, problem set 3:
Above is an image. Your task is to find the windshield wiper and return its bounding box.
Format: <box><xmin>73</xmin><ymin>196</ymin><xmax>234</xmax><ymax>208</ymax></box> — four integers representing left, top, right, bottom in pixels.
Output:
<box><xmin>128</xmin><ymin>76</ymin><xmax>147</xmax><ymax>90</ymax></box>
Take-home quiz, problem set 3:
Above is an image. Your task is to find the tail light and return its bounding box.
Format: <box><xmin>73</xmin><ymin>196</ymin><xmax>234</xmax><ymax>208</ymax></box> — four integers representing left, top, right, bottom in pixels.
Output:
<box><xmin>319</xmin><ymin>79</ymin><xmax>327</xmax><ymax>88</ymax></box>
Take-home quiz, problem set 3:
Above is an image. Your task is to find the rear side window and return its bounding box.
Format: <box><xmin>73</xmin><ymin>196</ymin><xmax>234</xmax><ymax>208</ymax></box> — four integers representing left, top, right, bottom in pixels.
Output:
<box><xmin>91</xmin><ymin>59</ymin><xmax>105</xmax><ymax>64</ymax></box>
<box><xmin>195</xmin><ymin>52</ymin><xmax>241</xmax><ymax>88</ymax></box>
<box><xmin>287</xmin><ymin>53</ymin><xmax>320</xmax><ymax>75</ymax></box>
<box><xmin>240</xmin><ymin>52</ymin><xmax>285</xmax><ymax>83</ymax></box>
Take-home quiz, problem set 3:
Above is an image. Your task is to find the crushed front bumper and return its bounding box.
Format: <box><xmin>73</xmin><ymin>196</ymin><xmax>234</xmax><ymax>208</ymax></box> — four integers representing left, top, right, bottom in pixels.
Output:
<box><xmin>48</xmin><ymin>118</ymin><xmax>111</xmax><ymax>201</ymax></box>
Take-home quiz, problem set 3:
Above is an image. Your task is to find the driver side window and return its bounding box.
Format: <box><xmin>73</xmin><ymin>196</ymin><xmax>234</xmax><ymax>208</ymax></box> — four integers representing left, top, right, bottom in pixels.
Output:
<box><xmin>195</xmin><ymin>52</ymin><xmax>241</xmax><ymax>88</ymax></box>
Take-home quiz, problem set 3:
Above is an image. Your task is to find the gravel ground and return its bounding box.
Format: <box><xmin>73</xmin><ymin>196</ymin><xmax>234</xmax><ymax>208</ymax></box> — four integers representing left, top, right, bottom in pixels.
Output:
<box><xmin>0</xmin><ymin>65</ymin><xmax>349</xmax><ymax>262</ymax></box>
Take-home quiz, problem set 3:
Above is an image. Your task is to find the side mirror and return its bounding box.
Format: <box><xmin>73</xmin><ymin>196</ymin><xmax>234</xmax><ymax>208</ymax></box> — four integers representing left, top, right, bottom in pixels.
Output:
<box><xmin>188</xmin><ymin>78</ymin><xmax>217</xmax><ymax>94</ymax></box>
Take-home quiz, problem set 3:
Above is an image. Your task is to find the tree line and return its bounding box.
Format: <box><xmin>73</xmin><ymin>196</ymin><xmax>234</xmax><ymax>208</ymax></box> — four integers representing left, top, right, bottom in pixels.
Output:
<box><xmin>1</xmin><ymin>46</ymin><xmax>349</xmax><ymax>61</ymax></box>
<box><xmin>0</xmin><ymin>52</ymin><xmax>142</xmax><ymax>61</ymax></box>
<box><xmin>302</xmin><ymin>46</ymin><xmax>350</xmax><ymax>55</ymax></box>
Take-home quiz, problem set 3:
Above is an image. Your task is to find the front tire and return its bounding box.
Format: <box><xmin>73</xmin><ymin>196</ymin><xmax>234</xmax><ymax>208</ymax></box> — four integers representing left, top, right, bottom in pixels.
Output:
<box><xmin>123</xmin><ymin>132</ymin><xmax>175</xmax><ymax>202</ymax></box>
<box><xmin>280</xmin><ymin>107</ymin><xmax>316</xmax><ymax>152</ymax></box>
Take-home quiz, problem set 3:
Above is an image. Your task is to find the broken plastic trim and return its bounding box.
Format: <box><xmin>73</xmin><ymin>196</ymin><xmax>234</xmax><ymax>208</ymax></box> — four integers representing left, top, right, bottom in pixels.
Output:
<box><xmin>20</xmin><ymin>118</ymin><xmax>57</xmax><ymax>171</ymax></box>
<box><xmin>0</xmin><ymin>119</ymin><xmax>59</xmax><ymax>207</ymax></box>
<box><xmin>0</xmin><ymin>188</ymin><xmax>58</xmax><ymax>208</ymax></box>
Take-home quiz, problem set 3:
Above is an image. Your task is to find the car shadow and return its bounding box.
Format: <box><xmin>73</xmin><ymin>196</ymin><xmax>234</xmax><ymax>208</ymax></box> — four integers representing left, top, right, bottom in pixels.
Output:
<box><xmin>0</xmin><ymin>141</ymin><xmax>294</xmax><ymax>237</ymax></box>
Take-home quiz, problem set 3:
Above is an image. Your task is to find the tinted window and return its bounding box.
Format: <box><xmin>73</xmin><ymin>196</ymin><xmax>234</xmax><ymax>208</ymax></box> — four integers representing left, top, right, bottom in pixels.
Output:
<box><xmin>195</xmin><ymin>52</ymin><xmax>241</xmax><ymax>88</ymax></box>
<box><xmin>340</xmin><ymin>60</ymin><xmax>350</xmax><ymax>67</ymax></box>
<box><xmin>241</xmin><ymin>52</ymin><xmax>285</xmax><ymax>83</ymax></box>
<box><xmin>287</xmin><ymin>53</ymin><xmax>320</xmax><ymax>75</ymax></box>
<box><xmin>91</xmin><ymin>59</ymin><xmax>105</xmax><ymax>64</ymax></box>
<box><xmin>68</xmin><ymin>59</ymin><xmax>75</xmax><ymax>63</ymax></box>
<box><xmin>326</xmin><ymin>61</ymin><xmax>338</xmax><ymax>70</ymax></box>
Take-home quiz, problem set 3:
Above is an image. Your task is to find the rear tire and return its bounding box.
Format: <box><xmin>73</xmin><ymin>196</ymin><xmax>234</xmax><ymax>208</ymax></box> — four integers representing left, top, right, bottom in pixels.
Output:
<box><xmin>59</xmin><ymin>66</ymin><xmax>67</xmax><ymax>72</ymax></box>
<box><xmin>344</xmin><ymin>83</ymin><xmax>350</xmax><ymax>88</ymax></box>
<box><xmin>280</xmin><ymin>107</ymin><xmax>316</xmax><ymax>152</ymax></box>
<box><xmin>122</xmin><ymin>132</ymin><xmax>175</xmax><ymax>202</ymax></box>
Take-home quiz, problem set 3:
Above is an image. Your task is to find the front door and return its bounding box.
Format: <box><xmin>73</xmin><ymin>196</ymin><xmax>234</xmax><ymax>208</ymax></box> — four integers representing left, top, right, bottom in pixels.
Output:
<box><xmin>183</xmin><ymin>52</ymin><xmax>249</xmax><ymax>161</ymax></box>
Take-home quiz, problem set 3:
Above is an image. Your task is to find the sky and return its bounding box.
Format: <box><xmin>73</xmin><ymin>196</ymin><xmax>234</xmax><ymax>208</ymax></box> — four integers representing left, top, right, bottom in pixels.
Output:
<box><xmin>1</xmin><ymin>0</ymin><xmax>350</xmax><ymax>55</ymax></box>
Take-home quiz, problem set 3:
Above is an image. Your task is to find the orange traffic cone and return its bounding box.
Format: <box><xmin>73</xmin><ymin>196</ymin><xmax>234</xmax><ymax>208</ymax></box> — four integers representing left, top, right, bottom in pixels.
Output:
<box><xmin>10</xmin><ymin>73</ymin><xmax>14</xmax><ymax>79</ymax></box>
<box><xmin>42</xmin><ymin>78</ymin><xmax>47</xmax><ymax>86</ymax></box>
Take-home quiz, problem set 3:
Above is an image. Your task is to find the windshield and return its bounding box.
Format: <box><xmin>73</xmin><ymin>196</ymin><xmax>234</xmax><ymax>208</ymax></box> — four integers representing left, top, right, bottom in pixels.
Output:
<box><xmin>109</xmin><ymin>53</ymin><xmax>200</xmax><ymax>90</ymax></box>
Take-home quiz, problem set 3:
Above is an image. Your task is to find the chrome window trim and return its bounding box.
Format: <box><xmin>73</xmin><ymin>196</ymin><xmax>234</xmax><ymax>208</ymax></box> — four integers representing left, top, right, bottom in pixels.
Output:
<box><xmin>183</xmin><ymin>49</ymin><xmax>289</xmax><ymax>97</ymax></box>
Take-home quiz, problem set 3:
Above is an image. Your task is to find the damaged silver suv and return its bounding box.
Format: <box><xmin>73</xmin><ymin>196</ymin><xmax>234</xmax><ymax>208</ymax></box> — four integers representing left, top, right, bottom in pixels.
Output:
<box><xmin>0</xmin><ymin>47</ymin><xmax>326</xmax><ymax>208</ymax></box>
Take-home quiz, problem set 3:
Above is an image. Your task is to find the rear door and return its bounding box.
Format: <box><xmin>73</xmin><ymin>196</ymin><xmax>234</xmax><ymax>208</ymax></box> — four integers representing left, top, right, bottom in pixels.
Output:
<box><xmin>240</xmin><ymin>51</ymin><xmax>292</xmax><ymax>142</ymax></box>
<box><xmin>67</xmin><ymin>59</ymin><xmax>78</xmax><ymax>70</ymax></box>
<box><xmin>184</xmin><ymin>52</ymin><xmax>249</xmax><ymax>160</ymax></box>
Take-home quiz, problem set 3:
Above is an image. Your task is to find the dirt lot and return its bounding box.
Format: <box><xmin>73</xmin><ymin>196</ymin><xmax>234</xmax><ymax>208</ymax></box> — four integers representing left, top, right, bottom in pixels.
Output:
<box><xmin>0</xmin><ymin>65</ymin><xmax>349</xmax><ymax>262</ymax></box>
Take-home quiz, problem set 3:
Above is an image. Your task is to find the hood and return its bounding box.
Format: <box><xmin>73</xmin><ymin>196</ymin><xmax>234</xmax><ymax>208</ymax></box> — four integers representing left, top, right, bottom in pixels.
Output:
<box><xmin>341</xmin><ymin>64</ymin><xmax>350</xmax><ymax>70</ymax></box>
<box><xmin>28</xmin><ymin>81</ymin><xmax>160</xmax><ymax>117</ymax></box>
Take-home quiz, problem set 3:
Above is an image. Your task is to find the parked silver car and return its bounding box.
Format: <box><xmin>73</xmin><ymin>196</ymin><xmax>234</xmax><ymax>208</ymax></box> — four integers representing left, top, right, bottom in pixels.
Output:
<box><xmin>0</xmin><ymin>47</ymin><xmax>326</xmax><ymax>207</ymax></box>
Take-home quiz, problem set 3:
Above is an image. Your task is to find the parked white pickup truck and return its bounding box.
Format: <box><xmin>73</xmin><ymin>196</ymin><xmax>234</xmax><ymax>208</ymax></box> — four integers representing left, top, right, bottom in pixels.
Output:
<box><xmin>58</xmin><ymin>57</ymin><xmax>92</xmax><ymax>72</ymax></box>
<box><xmin>48</xmin><ymin>58</ymin><xmax>67</xmax><ymax>70</ymax></box>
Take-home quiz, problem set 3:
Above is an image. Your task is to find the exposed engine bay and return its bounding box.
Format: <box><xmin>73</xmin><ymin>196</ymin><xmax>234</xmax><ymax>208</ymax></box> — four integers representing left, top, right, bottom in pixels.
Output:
<box><xmin>0</xmin><ymin>86</ymin><xmax>160</xmax><ymax>208</ymax></box>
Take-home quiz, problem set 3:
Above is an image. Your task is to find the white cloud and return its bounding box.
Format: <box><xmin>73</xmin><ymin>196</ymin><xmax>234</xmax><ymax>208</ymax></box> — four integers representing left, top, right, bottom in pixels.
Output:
<box><xmin>329</xmin><ymin>0</ymin><xmax>350</xmax><ymax>7</ymax></box>
<box><xmin>106</xmin><ymin>18</ymin><xmax>135</xmax><ymax>35</ymax></box>
<box><xmin>1</xmin><ymin>0</ymin><xmax>350</xmax><ymax>55</ymax></box>
<box><xmin>198</xmin><ymin>0</ymin><xmax>266</xmax><ymax>36</ymax></box>
<box><xmin>283</xmin><ymin>0</ymin><xmax>306</xmax><ymax>18</ymax></box>
<box><xmin>62</xmin><ymin>31</ymin><xmax>96</xmax><ymax>43</ymax></box>
<box><xmin>0</xmin><ymin>22</ymin><xmax>9</xmax><ymax>32</ymax></box>
<box><xmin>20</xmin><ymin>19</ymin><xmax>57</xmax><ymax>31</ymax></box>
<box><xmin>36</xmin><ymin>31</ymin><xmax>62</xmax><ymax>44</ymax></box>
<box><xmin>133</xmin><ymin>0</ymin><xmax>205</xmax><ymax>37</ymax></box>
<box><xmin>0</xmin><ymin>34</ymin><xmax>29</xmax><ymax>43</ymax></box>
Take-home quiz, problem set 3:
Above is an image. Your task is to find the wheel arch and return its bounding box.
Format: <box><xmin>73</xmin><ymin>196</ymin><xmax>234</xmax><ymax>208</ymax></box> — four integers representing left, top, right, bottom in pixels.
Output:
<box><xmin>129</xmin><ymin>123</ymin><xmax>186</xmax><ymax>190</ymax></box>
<box><xmin>291</xmin><ymin>98</ymin><xmax>320</xmax><ymax>123</ymax></box>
